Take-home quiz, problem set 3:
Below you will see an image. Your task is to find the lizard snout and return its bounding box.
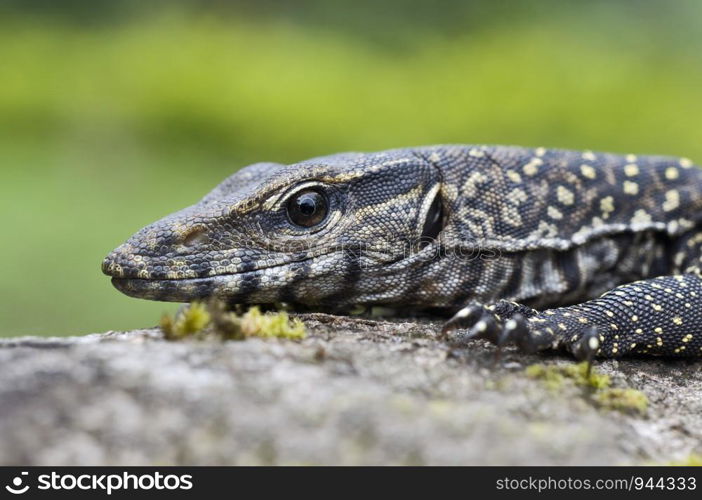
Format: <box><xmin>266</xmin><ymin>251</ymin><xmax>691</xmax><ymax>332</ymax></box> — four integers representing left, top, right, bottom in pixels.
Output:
<box><xmin>102</xmin><ymin>243</ymin><xmax>142</xmax><ymax>279</ymax></box>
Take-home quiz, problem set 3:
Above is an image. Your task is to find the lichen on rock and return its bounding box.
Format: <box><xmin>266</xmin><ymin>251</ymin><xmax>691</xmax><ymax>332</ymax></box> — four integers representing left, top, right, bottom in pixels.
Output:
<box><xmin>160</xmin><ymin>300</ymin><xmax>306</xmax><ymax>341</ymax></box>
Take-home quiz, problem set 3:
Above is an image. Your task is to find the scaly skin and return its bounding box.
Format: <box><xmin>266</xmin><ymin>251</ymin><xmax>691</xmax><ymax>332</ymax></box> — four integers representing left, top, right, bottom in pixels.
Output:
<box><xmin>103</xmin><ymin>145</ymin><xmax>702</xmax><ymax>360</ymax></box>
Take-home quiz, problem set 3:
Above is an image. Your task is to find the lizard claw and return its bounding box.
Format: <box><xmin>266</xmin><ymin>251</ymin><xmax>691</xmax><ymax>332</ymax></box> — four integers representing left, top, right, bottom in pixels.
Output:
<box><xmin>441</xmin><ymin>303</ymin><xmax>484</xmax><ymax>336</ymax></box>
<box><xmin>497</xmin><ymin>313</ymin><xmax>529</xmax><ymax>347</ymax></box>
<box><xmin>570</xmin><ymin>326</ymin><xmax>601</xmax><ymax>378</ymax></box>
<box><xmin>442</xmin><ymin>303</ymin><xmax>522</xmax><ymax>349</ymax></box>
<box><xmin>442</xmin><ymin>302</ymin><xmax>600</xmax><ymax>367</ymax></box>
<box><xmin>464</xmin><ymin>313</ymin><xmax>501</xmax><ymax>343</ymax></box>
<box><xmin>491</xmin><ymin>313</ymin><xmax>529</xmax><ymax>362</ymax></box>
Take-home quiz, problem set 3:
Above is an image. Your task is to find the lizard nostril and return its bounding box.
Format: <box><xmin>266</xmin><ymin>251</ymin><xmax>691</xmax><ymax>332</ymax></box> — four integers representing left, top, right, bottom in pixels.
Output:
<box><xmin>182</xmin><ymin>227</ymin><xmax>209</xmax><ymax>248</ymax></box>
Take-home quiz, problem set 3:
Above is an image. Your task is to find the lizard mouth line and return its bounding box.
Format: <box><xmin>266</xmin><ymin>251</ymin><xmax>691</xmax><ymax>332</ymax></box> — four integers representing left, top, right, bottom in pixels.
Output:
<box><xmin>110</xmin><ymin>267</ymin><xmax>281</xmax><ymax>302</ymax></box>
<box><xmin>104</xmin><ymin>242</ymin><xmax>402</xmax><ymax>283</ymax></box>
<box><xmin>108</xmin><ymin>259</ymin><xmax>308</xmax><ymax>283</ymax></box>
<box><xmin>105</xmin><ymin>248</ymin><xmax>342</xmax><ymax>288</ymax></box>
<box><xmin>104</xmin><ymin>248</ymin><xmax>335</xmax><ymax>282</ymax></box>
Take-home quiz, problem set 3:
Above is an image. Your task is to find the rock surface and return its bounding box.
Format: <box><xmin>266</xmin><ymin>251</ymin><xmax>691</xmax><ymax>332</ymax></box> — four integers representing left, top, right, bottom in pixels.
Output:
<box><xmin>1</xmin><ymin>314</ymin><xmax>701</xmax><ymax>465</ymax></box>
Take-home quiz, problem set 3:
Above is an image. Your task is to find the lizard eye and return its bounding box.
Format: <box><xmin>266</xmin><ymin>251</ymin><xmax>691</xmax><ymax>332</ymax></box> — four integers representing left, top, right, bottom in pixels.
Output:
<box><xmin>420</xmin><ymin>192</ymin><xmax>444</xmax><ymax>242</ymax></box>
<box><xmin>286</xmin><ymin>188</ymin><xmax>329</xmax><ymax>228</ymax></box>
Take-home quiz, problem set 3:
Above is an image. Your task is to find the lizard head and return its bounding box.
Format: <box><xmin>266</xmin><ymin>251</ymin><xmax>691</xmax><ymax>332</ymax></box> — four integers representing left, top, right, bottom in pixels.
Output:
<box><xmin>102</xmin><ymin>149</ymin><xmax>447</xmax><ymax>308</ymax></box>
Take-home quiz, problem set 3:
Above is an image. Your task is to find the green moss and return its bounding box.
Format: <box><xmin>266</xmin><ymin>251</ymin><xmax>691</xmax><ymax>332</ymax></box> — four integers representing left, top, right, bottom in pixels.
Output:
<box><xmin>238</xmin><ymin>306</ymin><xmax>306</xmax><ymax>340</ymax></box>
<box><xmin>526</xmin><ymin>362</ymin><xmax>610</xmax><ymax>390</ymax></box>
<box><xmin>593</xmin><ymin>388</ymin><xmax>648</xmax><ymax>415</ymax></box>
<box><xmin>159</xmin><ymin>301</ymin><xmax>306</xmax><ymax>341</ymax></box>
<box><xmin>160</xmin><ymin>302</ymin><xmax>211</xmax><ymax>340</ymax></box>
<box><xmin>526</xmin><ymin>362</ymin><xmax>647</xmax><ymax>416</ymax></box>
<box><xmin>665</xmin><ymin>455</ymin><xmax>702</xmax><ymax>466</ymax></box>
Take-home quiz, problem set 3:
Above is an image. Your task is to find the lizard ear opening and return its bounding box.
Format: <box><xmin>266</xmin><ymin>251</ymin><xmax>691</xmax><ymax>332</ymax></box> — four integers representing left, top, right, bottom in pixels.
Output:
<box><xmin>419</xmin><ymin>190</ymin><xmax>445</xmax><ymax>244</ymax></box>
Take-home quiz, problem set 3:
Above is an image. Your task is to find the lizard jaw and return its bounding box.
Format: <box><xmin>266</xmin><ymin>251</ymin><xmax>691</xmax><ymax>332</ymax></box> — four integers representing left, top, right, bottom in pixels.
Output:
<box><xmin>109</xmin><ymin>253</ymin><xmax>331</xmax><ymax>304</ymax></box>
<box><xmin>111</xmin><ymin>277</ymin><xmax>220</xmax><ymax>303</ymax></box>
<box><xmin>111</xmin><ymin>265</ymin><xmax>288</xmax><ymax>304</ymax></box>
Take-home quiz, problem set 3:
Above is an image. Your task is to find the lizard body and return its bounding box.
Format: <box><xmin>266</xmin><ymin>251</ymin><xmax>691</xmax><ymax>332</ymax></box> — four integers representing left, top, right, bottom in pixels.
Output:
<box><xmin>103</xmin><ymin>145</ymin><xmax>702</xmax><ymax>360</ymax></box>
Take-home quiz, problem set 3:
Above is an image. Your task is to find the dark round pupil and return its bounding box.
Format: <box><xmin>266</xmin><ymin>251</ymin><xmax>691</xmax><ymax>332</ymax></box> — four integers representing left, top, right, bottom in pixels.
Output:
<box><xmin>287</xmin><ymin>189</ymin><xmax>328</xmax><ymax>227</ymax></box>
<box><xmin>297</xmin><ymin>194</ymin><xmax>317</xmax><ymax>215</ymax></box>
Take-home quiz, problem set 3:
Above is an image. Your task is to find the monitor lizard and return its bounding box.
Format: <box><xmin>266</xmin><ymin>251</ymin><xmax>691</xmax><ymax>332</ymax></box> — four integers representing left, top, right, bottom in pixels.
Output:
<box><xmin>103</xmin><ymin>145</ymin><xmax>702</xmax><ymax>364</ymax></box>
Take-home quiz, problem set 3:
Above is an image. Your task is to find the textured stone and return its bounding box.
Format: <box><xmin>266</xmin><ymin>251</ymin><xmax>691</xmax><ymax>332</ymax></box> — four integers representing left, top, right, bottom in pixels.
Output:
<box><xmin>0</xmin><ymin>314</ymin><xmax>700</xmax><ymax>465</ymax></box>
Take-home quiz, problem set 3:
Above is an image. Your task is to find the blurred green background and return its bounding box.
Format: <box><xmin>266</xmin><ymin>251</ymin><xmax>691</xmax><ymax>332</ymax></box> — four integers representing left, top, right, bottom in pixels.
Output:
<box><xmin>1</xmin><ymin>0</ymin><xmax>701</xmax><ymax>337</ymax></box>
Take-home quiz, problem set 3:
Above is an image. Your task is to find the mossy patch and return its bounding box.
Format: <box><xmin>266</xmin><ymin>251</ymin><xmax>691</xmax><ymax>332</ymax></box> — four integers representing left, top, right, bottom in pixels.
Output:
<box><xmin>160</xmin><ymin>300</ymin><xmax>306</xmax><ymax>341</ymax></box>
<box><xmin>526</xmin><ymin>362</ymin><xmax>647</xmax><ymax>416</ymax></box>
<box><xmin>665</xmin><ymin>454</ymin><xmax>702</xmax><ymax>466</ymax></box>
<box><xmin>592</xmin><ymin>388</ymin><xmax>648</xmax><ymax>415</ymax></box>
<box><xmin>160</xmin><ymin>302</ymin><xmax>211</xmax><ymax>340</ymax></box>
<box><xmin>525</xmin><ymin>362</ymin><xmax>610</xmax><ymax>391</ymax></box>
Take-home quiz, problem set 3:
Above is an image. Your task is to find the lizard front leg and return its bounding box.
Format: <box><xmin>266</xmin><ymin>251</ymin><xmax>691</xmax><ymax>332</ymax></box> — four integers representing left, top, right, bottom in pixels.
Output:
<box><xmin>443</xmin><ymin>270</ymin><xmax>702</xmax><ymax>363</ymax></box>
<box><xmin>442</xmin><ymin>300</ymin><xmax>599</xmax><ymax>366</ymax></box>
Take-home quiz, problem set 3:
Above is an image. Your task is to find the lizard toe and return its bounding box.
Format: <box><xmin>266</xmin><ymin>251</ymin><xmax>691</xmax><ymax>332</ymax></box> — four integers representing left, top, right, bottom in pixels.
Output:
<box><xmin>442</xmin><ymin>303</ymin><xmax>502</xmax><ymax>345</ymax></box>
